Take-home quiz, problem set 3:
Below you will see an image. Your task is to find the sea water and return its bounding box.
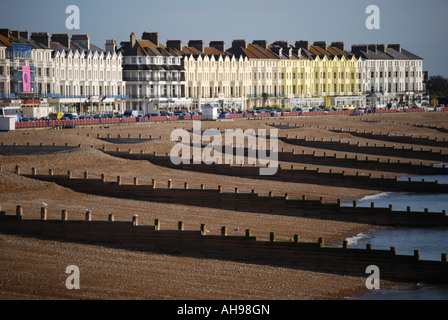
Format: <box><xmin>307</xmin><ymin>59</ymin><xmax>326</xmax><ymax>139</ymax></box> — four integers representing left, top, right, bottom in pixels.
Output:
<box><xmin>342</xmin><ymin>174</ymin><xmax>448</xmax><ymax>300</ymax></box>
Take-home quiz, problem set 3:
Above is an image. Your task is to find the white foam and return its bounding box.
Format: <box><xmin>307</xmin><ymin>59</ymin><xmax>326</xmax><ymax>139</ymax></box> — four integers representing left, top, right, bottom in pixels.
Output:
<box><xmin>345</xmin><ymin>232</ymin><xmax>373</xmax><ymax>247</ymax></box>
<box><xmin>359</xmin><ymin>192</ymin><xmax>396</xmax><ymax>202</ymax></box>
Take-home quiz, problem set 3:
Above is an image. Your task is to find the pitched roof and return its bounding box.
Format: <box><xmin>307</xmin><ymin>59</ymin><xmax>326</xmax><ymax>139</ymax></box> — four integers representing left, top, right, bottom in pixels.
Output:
<box><xmin>119</xmin><ymin>38</ymin><xmax>181</xmax><ymax>57</ymax></box>
<box><xmin>351</xmin><ymin>44</ymin><xmax>423</xmax><ymax>60</ymax></box>
<box><xmin>225</xmin><ymin>42</ymin><xmax>280</xmax><ymax>60</ymax></box>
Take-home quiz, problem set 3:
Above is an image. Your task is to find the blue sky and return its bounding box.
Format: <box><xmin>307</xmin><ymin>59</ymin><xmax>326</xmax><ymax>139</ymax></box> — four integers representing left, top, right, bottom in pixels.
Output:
<box><xmin>2</xmin><ymin>0</ymin><xmax>448</xmax><ymax>76</ymax></box>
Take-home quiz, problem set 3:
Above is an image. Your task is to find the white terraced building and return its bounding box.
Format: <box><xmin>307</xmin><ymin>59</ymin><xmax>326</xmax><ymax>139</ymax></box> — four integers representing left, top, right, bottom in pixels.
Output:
<box><xmin>351</xmin><ymin>44</ymin><xmax>425</xmax><ymax>108</ymax></box>
<box><xmin>0</xmin><ymin>29</ymin><xmax>127</xmax><ymax>115</ymax></box>
<box><xmin>49</xmin><ymin>34</ymin><xmax>127</xmax><ymax>114</ymax></box>
<box><xmin>118</xmin><ymin>32</ymin><xmax>190</xmax><ymax>114</ymax></box>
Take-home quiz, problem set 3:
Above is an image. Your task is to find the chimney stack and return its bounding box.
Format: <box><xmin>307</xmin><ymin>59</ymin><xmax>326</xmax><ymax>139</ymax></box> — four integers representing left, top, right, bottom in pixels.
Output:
<box><xmin>377</xmin><ymin>44</ymin><xmax>386</xmax><ymax>53</ymax></box>
<box><xmin>142</xmin><ymin>32</ymin><xmax>159</xmax><ymax>46</ymax></box>
<box><xmin>313</xmin><ymin>41</ymin><xmax>327</xmax><ymax>50</ymax></box>
<box><xmin>368</xmin><ymin>44</ymin><xmax>377</xmax><ymax>53</ymax></box>
<box><xmin>209</xmin><ymin>41</ymin><xmax>226</xmax><ymax>52</ymax></box>
<box><xmin>130</xmin><ymin>32</ymin><xmax>136</xmax><ymax>48</ymax></box>
<box><xmin>232</xmin><ymin>39</ymin><xmax>247</xmax><ymax>49</ymax></box>
<box><xmin>351</xmin><ymin>44</ymin><xmax>369</xmax><ymax>54</ymax></box>
<box><xmin>252</xmin><ymin>40</ymin><xmax>268</xmax><ymax>50</ymax></box>
<box><xmin>0</xmin><ymin>29</ymin><xmax>10</xmax><ymax>38</ymax></box>
<box><xmin>71</xmin><ymin>34</ymin><xmax>90</xmax><ymax>51</ymax></box>
<box><xmin>20</xmin><ymin>31</ymin><xmax>29</xmax><ymax>41</ymax></box>
<box><xmin>105</xmin><ymin>39</ymin><xmax>117</xmax><ymax>53</ymax></box>
<box><xmin>188</xmin><ymin>40</ymin><xmax>204</xmax><ymax>52</ymax></box>
<box><xmin>388</xmin><ymin>44</ymin><xmax>402</xmax><ymax>53</ymax></box>
<box><xmin>31</xmin><ymin>32</ymin><xmax>50</xmax><ymax>48</ymax></box>
<box><xmin>331</xmin><ymin>41</ymin><xmax>345</xmax><ymax>51</ymax></box>
<box><xmin>167</xmin><ymin>40</ymin><xmax>183</xmax><ymax>51</ymax></box>
<box><xmin>51</xmin><ymin>33</ymin><xmax>71</xmax><ymax>48</ymax></box>
<box><xmin>295</xmin><ymin>40</ymin><xmax>309</xmax><ymax>51</ymax></box>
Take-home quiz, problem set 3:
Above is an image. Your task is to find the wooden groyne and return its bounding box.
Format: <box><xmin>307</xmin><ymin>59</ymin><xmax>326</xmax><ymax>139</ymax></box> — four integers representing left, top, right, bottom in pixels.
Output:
<box><xmin>413</xmin><ymin>124</ymin><xmax>448</xmax><ymax>134</ymax></box>
<box><xmin>96</xmin><ymin>133</ymin><xmax>162</xmax><ymax>144</ymax></box>
<box><xmin>102</xmin><ymin>150</ymin><xmax>448</xmax><ymax>194</ymax></box>
<box><xmin>0</xmin><ymin>144</ymin><xmax>79</xmax><ymax>156</ymax></box>
<box><xmin>1</xmin><ymin>209</ymin><xmax>447</xmax><ymax>285</ymax></box>
<box><xmin>278</xmin><ymin>137</ymin><xmax>448</xmax><ymax>162</ymax></box>
<box><xmin>328</xmin><ymin>129</ymin><xmax>448</xmax><ymax>149</ymax></box>
<box><xmin>17</xmin><ymin>168</ymin><xmax>448</xmax><ymax>227</ymax></box>
<box><xmin>223</xmin><ymin>145</ymin><xmax>448</xmax><ymax>175</ymax></box>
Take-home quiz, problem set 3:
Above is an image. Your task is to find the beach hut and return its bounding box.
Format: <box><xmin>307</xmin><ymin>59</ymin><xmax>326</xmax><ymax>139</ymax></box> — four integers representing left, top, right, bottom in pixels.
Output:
<box><xmin>202</xmin><ymin>104</ymin><xmax>218</xmax><ymax>120</ymax></box>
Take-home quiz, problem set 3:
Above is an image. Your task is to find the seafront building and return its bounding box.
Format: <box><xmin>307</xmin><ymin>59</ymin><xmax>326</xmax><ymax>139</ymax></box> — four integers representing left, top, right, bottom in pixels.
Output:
<box><xmin>351</xmin><ymin>44</ymin><xmax>424</xmax><ymax>108</ymax></box>
<box><xmin>118</xmin><ymin>32</ymin><xmax>190</xmax><ymax>114</ymax></box>
<box><xmin>0</xmin><ymin>29</ymin><xmax>127</xmax><ymax>115</ymax></box>
<box><xmin>0</xmin><ymin>27</ymin><xmax>427</xmax><ymax>116</ymax></box>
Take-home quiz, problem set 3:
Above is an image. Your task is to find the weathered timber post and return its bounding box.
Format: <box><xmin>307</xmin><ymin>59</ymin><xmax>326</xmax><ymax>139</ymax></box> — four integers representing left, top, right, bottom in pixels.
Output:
<box><xmin>318</xmin><ymin>237</ymin><xmax>324</xmax><ymax>248</ymax></box>
<box><xmin>414</xmin><ymin>250</ymin><xmax>420</xmax><ymax>260</ymax></box>
<box><xmin>62</xmin><ymin>210</ymin><xmax>68</xmax><ymax>221</ymax></box>
<box><xmin>16</xmin><ymin>205</ymin><xmax>22</xmax><ymax>217</ymax></box>
<box><xmin>200</xmin><ymin>224</ymin><xmax>206</xmax><ymax>235</ymax></box>
<box><xmin>41</xmin><ymin>207</ymin><xmax>47</xmax><ymax>220</ymax></box>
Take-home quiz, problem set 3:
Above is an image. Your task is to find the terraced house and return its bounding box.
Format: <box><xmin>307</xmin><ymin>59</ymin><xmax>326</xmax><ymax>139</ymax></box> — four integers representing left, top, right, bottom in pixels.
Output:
<box><xmin>351</xmin><ymin>43</ymin><xmax>424</xmax><ymax>108</ymax></box>
<box><xmin>119</xmin><ymin>32</ymin><xmax>190</xmax><ymax>114</ymax></box>
<box><xmin>182</xmin><ymin>37</ymin><xmax>364</xmax><ymax>110</ymax></box>
<box><xmin>180</xmin><ymin>39</ymin><xmax>249</xmax><ymax>111</ymax></box>
<box><xmin>0</xmin><ymin>29</ymin><xmax>127</xmax><ymax>115</ymax></box>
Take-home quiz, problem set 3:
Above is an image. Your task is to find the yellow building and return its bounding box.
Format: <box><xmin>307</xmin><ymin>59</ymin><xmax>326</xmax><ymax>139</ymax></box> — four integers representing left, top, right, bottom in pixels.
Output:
<box><xmin>306</xmin><ymin>41</ymin><xmax>364</xmax><ymax>107</ymax></box>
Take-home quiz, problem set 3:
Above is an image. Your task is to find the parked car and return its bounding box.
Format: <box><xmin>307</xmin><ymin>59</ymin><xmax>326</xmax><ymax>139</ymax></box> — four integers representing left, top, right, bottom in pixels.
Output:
<box><xmin>63</xmin><ymin>112</ymin><xmax>79</xmax><ymax>120</ymax></box>
<box><xmin>123</xmin><ymin>110</ymin><xmax>143</xmax><ymax>117</ymax></box>
<box><xmin>218</xmin><ymin>112</ymin><xmax>230</xmax><ymax>119</ymax></box>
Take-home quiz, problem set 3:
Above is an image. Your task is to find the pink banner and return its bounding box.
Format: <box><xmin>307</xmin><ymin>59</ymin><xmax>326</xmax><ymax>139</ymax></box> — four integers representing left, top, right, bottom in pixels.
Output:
<box><xmin>22</xmin><ymin>66</ymin><xmax>31</xmax><ymax>92</ymax></box>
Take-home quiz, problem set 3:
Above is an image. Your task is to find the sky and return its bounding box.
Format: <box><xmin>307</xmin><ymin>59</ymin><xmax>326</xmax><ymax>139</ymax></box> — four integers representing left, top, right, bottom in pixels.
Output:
<box><xmin>1</xmin><ymin>0</ymin><xmax>448</xmax><ymax>77</ymax></box>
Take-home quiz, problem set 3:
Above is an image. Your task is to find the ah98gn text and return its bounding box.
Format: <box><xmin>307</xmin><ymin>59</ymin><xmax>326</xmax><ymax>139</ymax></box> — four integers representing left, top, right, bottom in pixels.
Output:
<box><xmin>177</xmin><ymin>304</ymin><xmax>269</xmax><ymax>317</ymax></box>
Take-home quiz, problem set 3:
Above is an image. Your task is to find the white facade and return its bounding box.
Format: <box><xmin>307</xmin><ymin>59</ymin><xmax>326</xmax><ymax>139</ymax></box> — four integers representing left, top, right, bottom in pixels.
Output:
<box><xmin>0</xmin><ymin>30</ymin><xmax>127</xmax><ymax>115</ymax></box>
<box><xmin>352</xmin><ymin>44</ymin><xmax>424</xmax><ymax>107</ymax></box>
<box><xmin>52</xmin><ymin>49</ymin><xmax>126</xmax><ymax>113</ymax></box>
<box><xmin>120</xmin><ymin>33</ymin><xmax>189</xmax><ymax>114</ymax></box>
<box><xmin>0</xmin><ymin>46</ymin><xmax>10</xmax><ymax>99</ymax></box>
<box><xmin>183</xmin><ymin>53</ymin><xmax>249</xmax><ymax>110</ymax></box>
